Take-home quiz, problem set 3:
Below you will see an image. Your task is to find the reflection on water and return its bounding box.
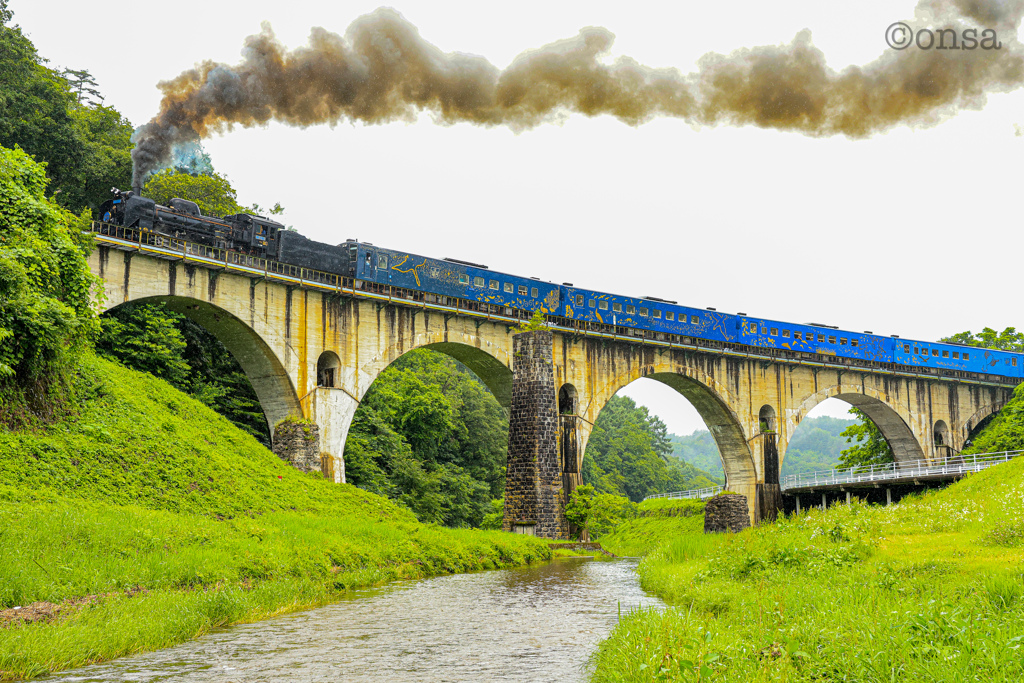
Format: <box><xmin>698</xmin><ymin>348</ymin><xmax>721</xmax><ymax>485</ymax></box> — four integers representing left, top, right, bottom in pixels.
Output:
<box><xmin>50</xmin><ymin>558</ymin><xmax>662</xmax><ymax>682</ymax></box>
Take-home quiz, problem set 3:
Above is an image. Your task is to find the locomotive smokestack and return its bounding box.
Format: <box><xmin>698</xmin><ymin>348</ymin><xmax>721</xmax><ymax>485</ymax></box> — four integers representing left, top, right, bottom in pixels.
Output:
<box><xmin>130</xmin><ymin>1</ymin><xmax>1024</xmax><ymax>183</ymax></box>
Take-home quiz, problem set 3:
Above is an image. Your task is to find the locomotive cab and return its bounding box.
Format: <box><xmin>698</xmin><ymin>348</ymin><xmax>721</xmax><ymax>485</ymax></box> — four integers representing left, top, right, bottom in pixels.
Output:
<box><xmin>223</xmin><ymin>213</ymin><xmax>286</xmax><ymax>257</ymax></box>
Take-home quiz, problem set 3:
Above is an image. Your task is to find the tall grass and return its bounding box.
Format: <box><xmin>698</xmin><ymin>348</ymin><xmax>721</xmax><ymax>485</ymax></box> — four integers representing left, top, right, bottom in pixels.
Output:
<box><xmin>0</xmin><ymin>355</ymin><xmax>550</xmax><ymax>679</ymax></box>
<box><xmin>590</xmin><ymin>456</ymin><xmax>1024</xmax><ymax>681</ymax></box>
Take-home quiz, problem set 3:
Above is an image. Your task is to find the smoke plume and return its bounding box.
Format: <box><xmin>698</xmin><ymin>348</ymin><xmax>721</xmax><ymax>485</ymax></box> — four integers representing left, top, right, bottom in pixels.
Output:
<box><xmin>131</xmin><ymin>1</ymin><xmax>1024</xmax><ymax>185</ymax></box>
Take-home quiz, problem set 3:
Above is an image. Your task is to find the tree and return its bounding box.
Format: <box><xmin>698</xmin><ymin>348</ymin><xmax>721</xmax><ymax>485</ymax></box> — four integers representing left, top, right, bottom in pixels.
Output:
<box><xmin>96</xmin><ymin>301</ymin><xmax>273</xmax><ymax>446</ymax></box>
<box><xmin>0</xmin><ymin>6</ymin><xmax>134</xmax><ymax>212</ymax></box>
<box><xmin>142</xmin><ymin>170</ymin><xmax>246</xmax><ymax>217</ymax></box>
<box><xmin>837</xmin><ymin>408</ymin><xmax>894</xmax><ymax>469</ymax></box>
<box><xmin>344</xmin><ymin>349</ymin><xmax>509</xmax><ymax>527</ymax></box>
<box><xmin>96</xmin><ymin>304</ymin><xmax>190</xmax><ymax>388</ymax></box>
<box><xmin>583</xmin><ymin>395</ymin><xmax>714</xmax><ymax>501</ymax></box>
<box><xmin>0</xmin><ymin>145</ymin><xmax>98</xmax><ymax>425</ymax></box>
<box><xmin>62</xmin><ymin>69</ymin><xmax>103</xmax><ymax>106</ymax></box>
<box><xmin>941</xmin><ymin>328</ymin><xmax>1024</xmax><ymax>352</ymax></box>
<box><xmin>515</xmin><ymin>308</ymin><xmax>548</xmax><ymax>332</ymax></box>
<box><xmin>564</xmin><ymin>484</ymin><xmax>637</xmax><ymax>539</ymax></box>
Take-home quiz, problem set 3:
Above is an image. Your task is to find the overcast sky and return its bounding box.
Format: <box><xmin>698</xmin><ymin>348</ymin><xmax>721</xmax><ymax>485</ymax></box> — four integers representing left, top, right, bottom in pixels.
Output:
<box><xmin>14</xmin><ymin>0</ymin><xmax>1023</xmax><ymax>436</ymax></box>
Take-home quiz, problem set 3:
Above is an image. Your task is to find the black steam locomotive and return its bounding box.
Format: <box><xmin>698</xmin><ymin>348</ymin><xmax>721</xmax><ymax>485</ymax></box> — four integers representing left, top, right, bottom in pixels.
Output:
<box><xmin>98</xmin><ymin>188</ymin><xmax>357</xmax><ymax>275</ymax></box>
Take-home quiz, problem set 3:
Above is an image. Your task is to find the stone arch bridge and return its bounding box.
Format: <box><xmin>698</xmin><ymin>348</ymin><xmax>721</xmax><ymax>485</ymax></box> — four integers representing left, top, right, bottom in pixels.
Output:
<box><xmin>88</xmin><ymin>231</ymin><xmax>1015</xmax><ymax>537</ymax></box>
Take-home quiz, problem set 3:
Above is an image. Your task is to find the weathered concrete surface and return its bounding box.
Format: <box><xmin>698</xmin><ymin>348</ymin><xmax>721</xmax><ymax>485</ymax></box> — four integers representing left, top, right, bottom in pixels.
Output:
<box><xmin>90</xmin><ymin>246</ymin><xmax>1014</xmax><ymax>534</ymax></box>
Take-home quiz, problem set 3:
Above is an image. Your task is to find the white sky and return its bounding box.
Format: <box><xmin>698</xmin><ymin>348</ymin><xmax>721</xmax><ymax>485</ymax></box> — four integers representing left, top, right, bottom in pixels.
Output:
<box><xmin>14</xmin><ymin>0</ymin><xmax>1023</xmax><ymax>435</ymax></box>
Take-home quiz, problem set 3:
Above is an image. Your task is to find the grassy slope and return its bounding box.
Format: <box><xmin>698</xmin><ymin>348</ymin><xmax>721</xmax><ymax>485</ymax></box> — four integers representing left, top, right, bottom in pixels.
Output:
<box><xmin>601</xmin><ymin>499</ymin><xmax>708</xmax><ymax>557</ymax></box>
<box><xmin>591</xmin><ymin>459</ymin><xmax>1024</xmax><ymax>682</ymax></box>
<box><xmin>0</xmin><ymin>354</ymin><xmax>549</xmax><ymax>680</ymax></box>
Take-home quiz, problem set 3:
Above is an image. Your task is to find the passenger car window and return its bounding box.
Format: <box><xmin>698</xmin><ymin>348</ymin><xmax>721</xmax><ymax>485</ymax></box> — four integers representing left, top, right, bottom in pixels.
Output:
<box><xmin>504</xmin><ymin>283</ymin><xmax>513</xmax><ymax>293</ymax></box>
<box><xmin>531</xmin><ymin>288</ymin><xmax>538</xmax><ymax>298</ymax></box>
<box><xmin>474</xmin><ymin>277</ymin><xmax>485</xmax><ymax>287</ymax></box>
<box><xmin>518</xmin><ymin>285</ymin><xmax>528</xmax><ymax>296</ymax></box>
<box><xmin>599</xmin><ymin>301</ymin><xmax>608</xmax><ymax>310</ymax></box>
<box><xmin>575</xmin><ymin>295</ymin><xmax>584</xmax><ymax>306</ymax></box>
<box><xmin>613</xmin><ymin>304</ymin><xmax>622</xmax><ymax>313</ymax></box>
<box><xmin>489</xmin><ymin>280</ymin><xmax>498</xmax><ymax>290</ymax></box>
<box><xmin>378</xmin><ymin>255</ymin><xmax>388</xmax><ymax>269</ymax></box>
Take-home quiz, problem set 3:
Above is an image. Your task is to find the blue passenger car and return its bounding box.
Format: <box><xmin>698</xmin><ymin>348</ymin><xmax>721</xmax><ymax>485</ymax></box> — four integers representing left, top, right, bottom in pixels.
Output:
<box><xmin>338</xmin><ymin>239</ymin><xmax>1024</xmax><ymax>381</ymax></box>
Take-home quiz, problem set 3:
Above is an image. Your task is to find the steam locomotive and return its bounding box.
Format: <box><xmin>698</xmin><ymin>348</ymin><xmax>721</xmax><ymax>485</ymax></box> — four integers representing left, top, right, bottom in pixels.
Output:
<box><xmin>98</xmin><ymin>188</ymin><xmax>1024</xmax><ymax>382</ymax></box>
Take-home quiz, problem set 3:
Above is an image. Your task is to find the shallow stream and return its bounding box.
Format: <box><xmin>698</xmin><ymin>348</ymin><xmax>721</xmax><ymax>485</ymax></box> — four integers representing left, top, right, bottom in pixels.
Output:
<box><xmin>50</xmin><ymin>558</ymin><xmax>662</xmax><ymax>682</ymax></box>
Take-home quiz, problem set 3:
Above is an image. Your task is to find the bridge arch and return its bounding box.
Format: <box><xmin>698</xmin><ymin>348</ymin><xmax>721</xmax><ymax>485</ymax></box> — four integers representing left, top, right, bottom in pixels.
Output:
<box><xmin>100</xmin><ymin>295</ymin><xmax>303</xmax><ymax>438</ymax></box>
<box><xmin>579</xmin><ymin>360</ymin><xmax>757</xmax><ymax>517</ymax></box>
<box><xmin>788</xmin><ymin>385</ymin><xmax>924</xmax><ymax>463</ymax></box>
<box><xmin>959</xmin><ymin>402</ymin><xmax>1006</xmax><ymax>448</ymax></box>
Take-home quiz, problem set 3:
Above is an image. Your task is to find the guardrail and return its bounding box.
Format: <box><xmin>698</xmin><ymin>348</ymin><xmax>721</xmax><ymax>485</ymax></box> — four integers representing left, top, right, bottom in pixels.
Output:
<box><xmin>643</xmin><ymin>450</ymin><xmax>1023</xmax><ymax>501</ymax></box>
<box><xmin>780</xmin><ymin>450</ymin><xmax>1023</xmax><ymax>490</ymax></box>
<box><xmin>643</xmin><ymin>485</ymin><xmax>724</xmax><ymax>501</ymax></box>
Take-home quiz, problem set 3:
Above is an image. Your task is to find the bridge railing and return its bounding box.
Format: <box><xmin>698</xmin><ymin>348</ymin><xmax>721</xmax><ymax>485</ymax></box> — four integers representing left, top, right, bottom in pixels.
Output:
<box><xmin>779</xmin><ymin>450</ymin><xmax>1023</xmax><ymax>490</ymax></box>
<box><xmin>643</xmin><ymin>485</ymin><xmax>724</xmax><ymax>502</ymax></box>
<box><xmin>644</xmin><ymin>450</ymin><xmax>1023</xmax><ymax>502</ymax></box>
<box><xmin>90</xmin><ymin>221</ymin><xmax>347</xmax><ymax>289</ymax></box>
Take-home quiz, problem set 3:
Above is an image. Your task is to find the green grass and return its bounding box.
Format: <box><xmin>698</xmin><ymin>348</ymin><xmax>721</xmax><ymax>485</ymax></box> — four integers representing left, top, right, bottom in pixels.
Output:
<box><xmin>0</xmin><ymin>354</ymin><xmax>549</xmax><ymax>680</ymax></box>
<box><xmin>637</xmin><ymin>497</ymin><xmax>707</xmax><ymax>516</ymax></box>
<box><xmin>590</xmin><ymin>457</ymin><xmax>1024</xmax><ymax>682</ymax></box>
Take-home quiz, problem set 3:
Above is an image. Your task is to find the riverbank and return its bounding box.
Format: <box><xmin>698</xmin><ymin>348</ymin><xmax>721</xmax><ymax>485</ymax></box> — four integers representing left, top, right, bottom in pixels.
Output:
<box><xmin>590</xmin><ymin>458</ymin><xmax>1024</xmax><ymax>681</ymax></box>
<box><xmin>0</xmin><ymin>355</ymin><xmax>549</xmax><ymax>680</ymax></box>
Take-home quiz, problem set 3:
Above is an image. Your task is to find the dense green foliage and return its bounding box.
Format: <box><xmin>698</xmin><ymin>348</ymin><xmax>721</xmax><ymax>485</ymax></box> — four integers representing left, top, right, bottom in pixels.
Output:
<box><xmin>671</xmin><ymin>416</ymin><xmax>859</xmax><ymax>481</ymax></box>
<box><xmin>783</xmin><ymin>415</ymin><xmax>858</xmax><ymax>474</ymax></box>
<box><xmin>344</xmin><ymin>349</ymin><xmax>508</xmax><ymax>527</ymax></box>
<box><xmin>600</xmin><ymin>499</ymin><xmax>707</xmax><ymax>556</ymax></box>
<box><xmin>838</xmin><ymin>407</ymin><xmax>895</xmax><ymax>468</ymax></box>
<box><xmin>584</xmin><ymin>396</ymin><xmax>717</xmax><ymax>501</ymax></box>
<box><xmin>669</xmin><ymin>429</ymin><xmax>724</xmax><ymax>481</ymax></box>
<box><xmin>590</xmin><ymin>456</ymin><xmax>1024</xmax><ymax>682</ymax></box>
<box><xmin>963</xmin><ymin>381</ymin><xmax>1024</xmax><ymax>455</ymax></box>
<box><xmin>0</xmin><ymin>6</ymin><xmax>133</xmax><ymax>212</ymax></box>
<box><xmin>141</xmin><ymin>169</ymin><xmax>284</xmax><ymax>218</ymax></box>
<box><xmin>0</xmin><ymin>353</ymin><xmax>548</xmax><ymax>678</ymax></box>
<box><xmin>564</xmin><ymin>484</ymin><xmax>638</xmax><ymax>539</ymax></box>
<box><xmin>96</xmin><ymin>302</ymin><xmax>271</xmax><ymax>445</ymax></box>
<box><xmin>0</xmin><ymin>146</ymin><xmax>97</xmax><ymax>426</ymax></box>
<box><xmin>942</xmin><ymin>326</ymin><xmax>1024</xmax><ymax>352</ymax></box>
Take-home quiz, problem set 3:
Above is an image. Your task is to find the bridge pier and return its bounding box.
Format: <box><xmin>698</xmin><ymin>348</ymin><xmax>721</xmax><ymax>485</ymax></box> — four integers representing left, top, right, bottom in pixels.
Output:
<box><xmin>503</xmin><ymin>330</ymin><xmax>569</xmax><ymax>539</ymax></box>
<box><xmin>302</xmin><ymin>387</ymin><xmax>355</xmax><ymax>483</ymax></box>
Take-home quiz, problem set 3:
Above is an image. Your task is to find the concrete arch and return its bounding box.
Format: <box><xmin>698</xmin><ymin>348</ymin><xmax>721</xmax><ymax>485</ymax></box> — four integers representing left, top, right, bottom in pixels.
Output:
<box><xmin>959</xmin><ymin>403</ymin><xmax>1005</xmax><ymax>447</ymax></box>
<box><xmin>789</xmin><ymin>385</ymin><xmax>924</xmax><ymax>463</ymax></box>
<box><xmin>101</xmin><ymin>295</ymin><xmax>302</xmax><ymax>437</ymax></box>
<box><xmin>580</xmin><ymin>361</ymin><xmax>756</xmax><ymax>515</ymax></box>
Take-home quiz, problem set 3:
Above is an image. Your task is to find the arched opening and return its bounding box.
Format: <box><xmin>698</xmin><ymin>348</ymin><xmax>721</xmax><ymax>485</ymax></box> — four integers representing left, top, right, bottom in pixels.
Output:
<box><xmin>558</xmin><ymin>383</ymin><xmax>579</xmax><ymax>474</ymax></box>
<box><xmin>757</xmin><ymin>405</ymin><xmax>780</xmax><ymax>514</ymax></box>
<box><xmin>586</xmin><ymin>372</ymin><xmax>752</xmax><ymax>512</ymax></box>
<box><xmin>787</xmin><ymin>392</ymin><xmax>921</xmax><ymax>486</ymax></box>
<box><xmin>782</xmin><ymin>397</ymin><xmax>860</xmax><ymax>479</ymax></box>
<box><xmin>934</xmin><ymin>419</ymin><xmax>952</xmax><ymax>458</ymax></box>
<box><xmin>97</xmin><ymin>296</ymin><xmax>300</xmax><ymax>447</ymax></box>
<box><xmin>420</xmin><ymin>342</ymin><xmax>513</xmax><ymax>408</ymax></box>
<box><xmin>317</xmin><ymin>351</ymin><xmax>341</xmax><ymax>388</ymax></box>
<box><xmin>344</xmin><ymin>345</ymin><xmax>512</xmax><ymax>528</ymax></box>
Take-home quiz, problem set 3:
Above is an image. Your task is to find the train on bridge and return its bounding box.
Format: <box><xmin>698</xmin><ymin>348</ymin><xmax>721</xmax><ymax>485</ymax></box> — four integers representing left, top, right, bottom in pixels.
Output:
<box><xmin>99</xmin><ymin>187</ymin><xmax>1024</xmax><ymax>381</ymax></box>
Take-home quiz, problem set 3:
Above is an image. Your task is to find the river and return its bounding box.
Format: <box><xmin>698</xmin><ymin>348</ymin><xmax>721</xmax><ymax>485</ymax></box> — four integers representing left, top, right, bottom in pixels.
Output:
<box><xmin>49</xmin><ymin>558</ymin><xmax>662</xmax><ymax>682</ymax></box>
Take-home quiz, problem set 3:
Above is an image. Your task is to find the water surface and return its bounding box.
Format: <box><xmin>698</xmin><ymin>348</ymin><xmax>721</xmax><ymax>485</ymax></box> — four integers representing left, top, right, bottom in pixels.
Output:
<box><xmin>50</xmin><ymin>558</ymin><xmax>661</xmax><ymax>682</ymax></box>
